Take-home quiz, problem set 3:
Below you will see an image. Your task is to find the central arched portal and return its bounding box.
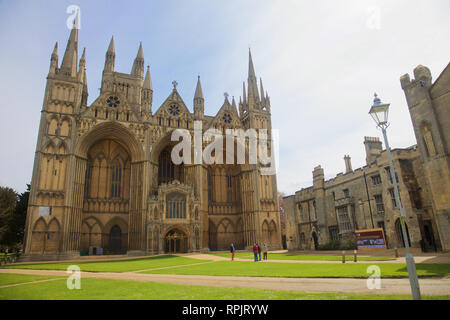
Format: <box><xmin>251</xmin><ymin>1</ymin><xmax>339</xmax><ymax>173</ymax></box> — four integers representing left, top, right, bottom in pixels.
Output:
<box><xmin>165</xmin><ymin>229</ymin><xmax>188</xmax><ymax>253</ymax></box>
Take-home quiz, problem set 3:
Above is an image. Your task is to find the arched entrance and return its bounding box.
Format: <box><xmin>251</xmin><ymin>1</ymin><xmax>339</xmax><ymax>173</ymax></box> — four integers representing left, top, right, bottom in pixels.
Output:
<box><xmin>165</xmin><ymin>229</ymin><xmax>188</xmax><ymax>253</ymax></box>
<box><xmin>109</xmin><ymin>225</ymin><xmax>122</xmax><ymax>254</ymax></box>
<box><xmin>312</xmin><ymin>232</ymin><xmax>319</xmax><ymax>250</ymax></box>
<box><xmin>395</xmin><ymin>219</ymin><xmax>411</xmax><ymax>248</ymax></box>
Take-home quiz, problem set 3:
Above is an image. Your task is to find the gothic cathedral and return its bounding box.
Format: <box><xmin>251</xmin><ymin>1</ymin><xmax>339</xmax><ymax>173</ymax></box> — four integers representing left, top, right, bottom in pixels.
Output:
<box><xmin>23</xmin><ymin>26</ymin><xmax>282</xmax><ymax>259</ymax></box>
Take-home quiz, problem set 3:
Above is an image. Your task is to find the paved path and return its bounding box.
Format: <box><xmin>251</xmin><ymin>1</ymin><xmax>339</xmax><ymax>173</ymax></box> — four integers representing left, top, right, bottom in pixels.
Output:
<box><xmin>1</xmin><ymin>268</ymin><xmax>449</xmax><ymax>296</ymax></box>
<box><xmin>181</xmin><ymin>253</ymin><xmax>442</xmax><ymax>264</ymax></box>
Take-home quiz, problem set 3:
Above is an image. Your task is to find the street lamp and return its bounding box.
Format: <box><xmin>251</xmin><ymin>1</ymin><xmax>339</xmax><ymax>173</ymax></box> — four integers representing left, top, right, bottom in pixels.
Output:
<box><xmin>369</xmin><ymin>93</ymin><xmax>421</xmax><ymax>300</ymax></box>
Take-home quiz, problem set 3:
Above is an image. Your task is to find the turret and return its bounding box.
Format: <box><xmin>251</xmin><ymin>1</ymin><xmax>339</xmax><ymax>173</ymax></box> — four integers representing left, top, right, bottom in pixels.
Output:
<box><xmin>131</xmin><ymin>42</ymin><xmax>144</xmax><ymax>78</ymax></box>
<box><xmin>78</xmin><ymin>48</ymin><xmax>86</xmax><ymax>80</ymax></box>
<box><xmin>142</xmin><ymin>65</ymin><xmax>153</xmax><ymax>113</ymax></box>
<box><xmin>49</xmin><ymin>42</ymin><xmax>58</xmax><ymax>75</ymax></box>
<box><xmin>194</xmin><ymin>75</ymin><xmax>204</xmax><ymax>119</ymax></box>
<box><xmin>103</xmin><ymin>36</ymin><xmax>115</xmax><ymax>74</ymax></box>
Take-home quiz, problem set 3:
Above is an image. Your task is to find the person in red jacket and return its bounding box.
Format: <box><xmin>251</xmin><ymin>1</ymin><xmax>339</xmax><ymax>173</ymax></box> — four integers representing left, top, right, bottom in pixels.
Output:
<box><xmin>252</xmin><ymin>243</ymin><xmax>259</xmax><ymax>262</ymax></box>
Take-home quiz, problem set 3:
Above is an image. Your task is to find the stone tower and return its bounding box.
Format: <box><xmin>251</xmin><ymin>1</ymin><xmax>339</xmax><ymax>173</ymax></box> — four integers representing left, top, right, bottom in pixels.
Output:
<box><xmin>400</xmin><ymin>63</ymin><xmax>450</xmax><ymax>251</ymax></box>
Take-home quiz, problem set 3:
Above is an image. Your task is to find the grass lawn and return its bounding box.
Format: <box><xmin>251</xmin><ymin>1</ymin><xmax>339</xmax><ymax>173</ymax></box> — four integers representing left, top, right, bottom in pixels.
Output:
<box><xmin>0</xmin><ymin>255</ymin><xmax>208</xmax><ymax>273</ymax></box>
<box><xmin>212</xmin><ymin>253</ymin><xmax>394</xmax><ymax>261</ymax></box>
<box><xmin>0</xmin><ymin>274</ymin><xmax>62</xmax><ymax>286</ymax></box>
<box><xmin>0</xmin><ymin>276</ymin><xmax>448</xmax><ymax>300</ymax></box>
<box><xmin>142</xmin><ymin>261</ymin><xmax>450</xmax><ymax>278</ymax></box>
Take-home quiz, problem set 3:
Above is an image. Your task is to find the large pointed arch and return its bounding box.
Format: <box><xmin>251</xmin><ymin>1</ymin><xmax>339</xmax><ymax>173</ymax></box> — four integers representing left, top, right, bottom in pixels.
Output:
<box><xmin>76</xmin><ymin>121</ymin><xmax>144</xmax><ymax>162</ymax></box>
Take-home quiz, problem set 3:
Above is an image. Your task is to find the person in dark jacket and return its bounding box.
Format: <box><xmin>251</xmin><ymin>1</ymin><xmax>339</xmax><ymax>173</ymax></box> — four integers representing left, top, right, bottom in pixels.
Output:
<box><xmin>257</xmin><ymin>242</ymin><xmax>262</xmax><ymax>261</ymax></box>
<box><xmin>230</xmin><ymin>243</ymin><xmax>236</xmax><ymax>260</ymax></box>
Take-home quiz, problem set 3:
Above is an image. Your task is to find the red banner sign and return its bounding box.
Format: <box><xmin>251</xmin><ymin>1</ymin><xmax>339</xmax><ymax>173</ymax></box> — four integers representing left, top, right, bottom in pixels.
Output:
<box><xmin>355</xmin><ymin>228</ymin><xmax>386</xmax><ymax>249</ymax></box>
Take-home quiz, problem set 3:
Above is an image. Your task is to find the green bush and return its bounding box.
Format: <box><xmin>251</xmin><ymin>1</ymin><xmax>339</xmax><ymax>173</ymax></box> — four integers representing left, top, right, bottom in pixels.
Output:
<box><xmin>317</xmin><ymin>240</ymin><xmax>340</xmax><ymax>250</ymax></box>
<box><xmin>317</xmin><ymin>239</ymin><xmax>356</xmax><ymax>251</ymax></box>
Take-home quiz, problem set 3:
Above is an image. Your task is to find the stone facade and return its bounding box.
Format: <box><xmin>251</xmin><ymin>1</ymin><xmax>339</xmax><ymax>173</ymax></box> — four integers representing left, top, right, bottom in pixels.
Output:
<box><xmin>23</xmin><ymin>27</ymin><xmax>281</xmax><ymax>259</ymax></box>
<box><xmin>284</xmin><ymin>63</ymin><xmax>450</xmax><ymax>252</ymax></box>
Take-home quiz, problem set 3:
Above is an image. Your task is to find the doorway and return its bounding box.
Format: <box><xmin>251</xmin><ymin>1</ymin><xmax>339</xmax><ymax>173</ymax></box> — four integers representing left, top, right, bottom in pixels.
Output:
<box><xmin>165</xmin><ymin>229</ymin><xmax>188</xmax><ymax>253</ymax></box>
<box><xmin>312</xmin><ymin>232</ymin><xmax>319</xmax><ymax>250</ymax></box>
<box><xmin>109</xmin><ymin>225</ymin><xmax>122</xmax><ymax>254</ymax></box>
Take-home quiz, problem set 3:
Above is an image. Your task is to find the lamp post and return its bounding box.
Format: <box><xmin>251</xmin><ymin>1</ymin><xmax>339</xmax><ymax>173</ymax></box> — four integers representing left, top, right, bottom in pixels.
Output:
<box><xmin>369</xmin><ymin>93</ymin><xmax>421</xmax><ymax>300</ymax></box>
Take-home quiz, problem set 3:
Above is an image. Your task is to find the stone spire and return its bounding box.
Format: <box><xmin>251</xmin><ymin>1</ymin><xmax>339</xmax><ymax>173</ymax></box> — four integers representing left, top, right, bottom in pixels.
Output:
<box><xmin>194</xmin><ymin>75</ymin><xmax>204</xmax><ymax>119</ymax></box>
<box><xmin>79</xmin><ymin>48</ymin><xmax>86</xmax><ymax>68</ymax></box>
<box><xmin>49</xmin><ymin>42</ymin><xmax>58</xmax><ymax>75</ymax></box>
<box><xmin>194</xmin><ymin>75</ymin><xmax>204</xmax><ymax>100</ymax></box>
<box><xmin>131</xmin><ymin>42</ymin><xmax>144</xmax><ymax>78</ymax></box>
<box><xmin>247</xmin><ymin>48</ymin><xmax>260</xmax><ymax>109</ymax></box>
<box><xmin>60</xmin><ymin>22</ymin><xmax>79</xmax><ymax>77</ymax></box>
<box><xmin>242</xmin><ymin>81</ymin><xmax>247</xmax><ymax>105</ymax></box>
<box><xmin>78</xmin><ymin>47</ymin><xmax>86</xmax><ymax>81</ymax></box>
<box><xmin>143</xmin><ymin>65</ymin><xmax>152</xmax><ymax>90</ymax></box>
<box><xmin>260</xmin><ymin>77</ymin><xmax>265</xmax><ymax>105</ymax></box>
<box><xmin>142</xmin><ymin>65</ymin><xmax>153</xmax><ymax>113</ymax></box>
<box><xmin>231</xmin><ymin>96</ymin><xmax>238</xmax><ymax>115</ymax></box>
<box><xmin>104</xmin><ymin>36</ymin><xmax>115</xmax><ymax>73</ymax></box>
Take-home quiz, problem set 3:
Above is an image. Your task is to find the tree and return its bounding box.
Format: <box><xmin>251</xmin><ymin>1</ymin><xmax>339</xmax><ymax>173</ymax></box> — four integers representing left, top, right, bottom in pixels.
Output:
<box><xmin>0</xmin><ymin>186</ymin><xmax>18</xmax><ymax>247</ymax></box>
<box><xmin>2</xmin><ymin>185</ymin><xmax>30</xmax><ymax>247</ymax></box>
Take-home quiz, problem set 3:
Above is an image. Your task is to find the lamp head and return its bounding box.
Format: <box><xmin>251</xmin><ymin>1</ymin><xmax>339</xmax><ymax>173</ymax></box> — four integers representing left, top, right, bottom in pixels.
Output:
<box><xmin>369</xmin><ymin>93</ymin><xmax>390</xmax><ymax>127</ymax></box>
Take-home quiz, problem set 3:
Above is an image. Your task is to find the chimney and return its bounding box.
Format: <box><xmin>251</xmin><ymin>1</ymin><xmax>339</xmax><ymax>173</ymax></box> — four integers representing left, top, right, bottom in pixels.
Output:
<box><xmin>344</xmin><ymin>155</ymin><xmax>353</xmax><ymax>173</ymax></box>
<box><xmin>364</xmin><ymin>137</ymin><xmax>383</xmax><ymax>165</ymax></box>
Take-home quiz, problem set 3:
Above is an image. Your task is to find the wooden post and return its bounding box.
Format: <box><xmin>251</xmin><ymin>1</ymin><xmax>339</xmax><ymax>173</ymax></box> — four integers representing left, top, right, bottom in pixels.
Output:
<box><xmin>342</xmin><ymin>250</ymin><xmax>345</xmax><ymax>263</ymax></box>
<box><xmin>354</xmin><ymin>249</ymin><xmax>357</xmax><ymax>263</ymax></box>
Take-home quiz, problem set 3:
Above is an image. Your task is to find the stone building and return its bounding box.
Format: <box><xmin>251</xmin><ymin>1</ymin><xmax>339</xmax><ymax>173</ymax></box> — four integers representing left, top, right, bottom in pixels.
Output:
<box><xmin>22</xmin><ymin>26</ymin><xmax>281</xmax><ymax>259</ymax></box>
<box><xmin>284</xmin><ymin>63</ymin><xmax>450</xmax><ymax>252</ymax></box>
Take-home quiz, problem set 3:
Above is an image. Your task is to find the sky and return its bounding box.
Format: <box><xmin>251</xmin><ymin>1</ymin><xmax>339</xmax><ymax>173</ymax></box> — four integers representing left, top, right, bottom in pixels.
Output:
<box><xmin>0</xmin><ymin>0</ymin><xmax>449</xmax><ymax>195</ymax></box>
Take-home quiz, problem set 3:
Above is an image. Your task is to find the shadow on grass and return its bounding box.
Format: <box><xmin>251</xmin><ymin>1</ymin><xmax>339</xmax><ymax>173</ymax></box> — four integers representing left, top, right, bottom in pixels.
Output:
<box><xmin>394</xmin><ymin>264</ymin><xmax>450</xmax><ymax>278</ymax></box>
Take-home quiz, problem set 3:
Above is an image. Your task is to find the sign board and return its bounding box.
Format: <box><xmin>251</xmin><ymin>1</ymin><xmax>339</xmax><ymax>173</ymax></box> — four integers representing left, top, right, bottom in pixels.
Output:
<box><xmin>38</xmin><ymin>206</ymin><xmax>51</xmax><ymax>217</ymax></box>
<box><xmin>355</xmin><ymin>228</ymin><xmax>386</xmax><ymax>250</ymax></box>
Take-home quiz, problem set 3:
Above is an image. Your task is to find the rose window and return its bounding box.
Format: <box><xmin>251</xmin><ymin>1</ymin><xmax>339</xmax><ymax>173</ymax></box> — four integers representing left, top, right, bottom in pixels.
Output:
<box><xmin>222</xmin><ymin>113</ymin><xmax>232</xmax><ymax>124</ymax></box>
<box><xmin>107</xmin><ymin>96</ymin><xmax>120</xmax><ymax>108</ymax></box>
<box><xmin>169</xmin><ymin>105</ymin><xmax>180</xmax><ymax>116</ymax></box>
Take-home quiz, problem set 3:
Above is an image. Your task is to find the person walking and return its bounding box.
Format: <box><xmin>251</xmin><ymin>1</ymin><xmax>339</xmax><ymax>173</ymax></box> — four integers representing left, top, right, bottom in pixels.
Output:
<box><xmin>263</xmin><ymin>243</ymin><xmax>268</xmax><ymax>260</ymax></box>
<box><xmin>230</xmin><ymin>243</ymin><xmax>236</xmax><ymax>261</ymax></box>
<box><xmin>257</xmin><ymin>242</ymin><xmax>262</xmax><ymax>261</ymax></box>
<box><xmin>252</xmin><ymin>243</ymin><xmax>259</xmax><ymax>262</ymax></box>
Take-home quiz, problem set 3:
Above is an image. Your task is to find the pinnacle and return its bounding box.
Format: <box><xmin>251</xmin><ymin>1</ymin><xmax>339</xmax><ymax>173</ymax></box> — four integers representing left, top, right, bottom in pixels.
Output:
<box><xmin>107</xmin><ymin>36</ymin><xmax>115</xmax><ymax>53</ymax></box>
<box><xmin>194</xmin><ymin>75</ymin><xmax>204</xmax><ymax>99</ymax></box>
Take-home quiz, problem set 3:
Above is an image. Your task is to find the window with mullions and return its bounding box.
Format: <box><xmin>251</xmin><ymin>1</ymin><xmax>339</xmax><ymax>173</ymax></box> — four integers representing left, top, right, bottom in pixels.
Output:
<box><xmin>371</xmin><ymin>175</ymin><xmax>382</xmax><ymax>186</ymax></box>
<box><xmin>374</xmin><ymin>194</ymin><xmax>385</xmax><ymax>214</ymax></box>
<box><xmin>337</xmin><ymin>206</ymin><xmax>352</xmax><ymax>232</ymax></box>
<box><xmin>166</xmin><ymin>192</ymin><xmax>186</xmax><ymax>219</ymax></box>
<box><xmin>389</xmin><ymin>188</ymin><xmax>400</xmax><ymax>208</ymax></box>
<box><xmin>385</xmin><ymin>167</ymin><xmax>399</xmax><ymax>184</ymax></box>
<box><xmin>226</xmin><ymin>175</ymin><xmax>232</xmax><ymax>203</ymax></box>
<box><xmin>111</xmin><ymin>162</ymin><xmax>122</xmax><ymax>199</ymax></box>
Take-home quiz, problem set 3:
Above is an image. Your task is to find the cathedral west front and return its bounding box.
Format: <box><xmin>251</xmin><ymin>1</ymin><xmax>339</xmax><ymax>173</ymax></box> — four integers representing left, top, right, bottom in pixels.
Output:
<box><xmin>22</xmin><ymin>26</ymin><xmax>282</xmax><ymax>259</ymax></box>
